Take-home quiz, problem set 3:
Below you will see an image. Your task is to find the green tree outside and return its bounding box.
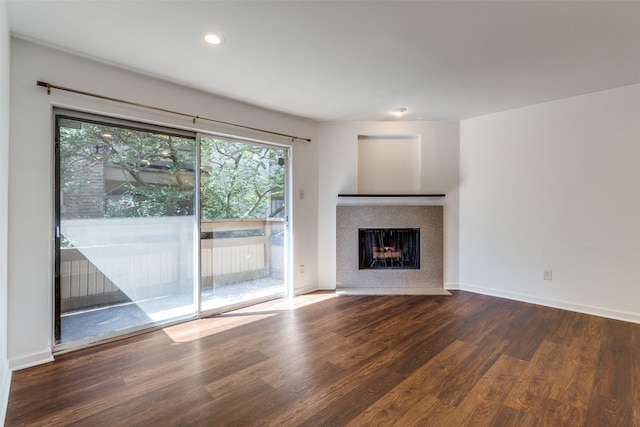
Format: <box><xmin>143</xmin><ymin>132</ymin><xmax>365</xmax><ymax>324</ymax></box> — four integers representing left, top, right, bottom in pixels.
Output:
<box><xmin>58</xmin><ymin>117</ymin><xmax>285</xmax><ymax>220</ymax></box>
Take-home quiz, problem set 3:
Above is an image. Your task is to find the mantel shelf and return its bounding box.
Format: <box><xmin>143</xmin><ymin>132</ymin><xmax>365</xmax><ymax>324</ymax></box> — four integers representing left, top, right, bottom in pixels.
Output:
<box><xmin>338</xmin><ymin>194</ymin><xmax>446</xmax><ymax>198</ymax></box>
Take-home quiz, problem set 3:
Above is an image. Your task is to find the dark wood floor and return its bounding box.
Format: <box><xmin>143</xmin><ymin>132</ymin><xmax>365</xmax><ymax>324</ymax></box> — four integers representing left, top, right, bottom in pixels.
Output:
<box><xmin>6</xmin><ymin>291</ymin><xmax>640</xmax><ymax>426</ymax></box>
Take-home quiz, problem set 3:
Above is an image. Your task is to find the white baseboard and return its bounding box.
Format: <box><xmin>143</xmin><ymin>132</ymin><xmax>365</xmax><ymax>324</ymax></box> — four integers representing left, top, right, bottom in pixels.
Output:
<box><xmin>1</xmin><ymin>363</ymin><xmax>11</xmax><ymax>425</ymax></box>
<box><xmin>316</xmin><ymin>283</ymin><xmax>337</xmax><ymax>291</ymax></box>
<box><xmin>9</xmin><ymin>348</ymin><xmax>54</xmax><ymax>371</ymax></box>
<box><xmin>293</xmin><ymin>284</ymin><xmax>320</xmax><ymax>296</ymax></box>
<box><xmin>458</xmin><ymin>283</ymin><xmax>640</xmax><ymax>324</ymax></box>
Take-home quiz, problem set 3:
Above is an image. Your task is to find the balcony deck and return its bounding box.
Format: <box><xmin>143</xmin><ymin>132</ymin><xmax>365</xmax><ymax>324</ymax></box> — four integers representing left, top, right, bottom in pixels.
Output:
<box><xmin>61</xmin><ymin>277</ymin><xmax>285</xmax><ymax>343</ymax></box>
<box><xmin>58</xmin><ymin>218</ymin><xmax>286</xmax><ymax>345</ymax></box>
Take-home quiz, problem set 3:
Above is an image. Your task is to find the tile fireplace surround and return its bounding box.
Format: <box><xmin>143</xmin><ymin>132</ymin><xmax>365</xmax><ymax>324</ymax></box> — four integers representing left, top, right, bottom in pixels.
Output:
<box><xmin>336</xmin><ymin>204</ymin><xmax>448</xmax><ymax>295</ymax></box>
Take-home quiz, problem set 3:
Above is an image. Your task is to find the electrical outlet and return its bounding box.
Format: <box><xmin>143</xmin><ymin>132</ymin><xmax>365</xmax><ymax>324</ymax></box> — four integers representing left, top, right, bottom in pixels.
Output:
<box><xmin>543</xmin><ymin>269</ymin><xmax>552</xmax><ymax>281</ymax></box>
<box><xmin>299</xmin><ymin>189</ymin><xmax>305</xmax><ymax>200</ymax></box>
<box><xmin>299</xmin><ymin>264</ymin><xmax>305</xmax><ymax>274</ymax></box>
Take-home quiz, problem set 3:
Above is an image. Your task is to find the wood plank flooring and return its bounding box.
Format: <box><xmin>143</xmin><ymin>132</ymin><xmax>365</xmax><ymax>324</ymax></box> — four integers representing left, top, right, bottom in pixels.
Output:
<box><xmin>6</xmin><ymin>291</ymin><xmax>640</xmax><ymax>426</ymax></box>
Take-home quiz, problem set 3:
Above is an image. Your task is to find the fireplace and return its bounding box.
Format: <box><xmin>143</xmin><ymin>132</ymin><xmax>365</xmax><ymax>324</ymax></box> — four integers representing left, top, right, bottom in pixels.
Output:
<box><xmin>359</xmin><ymin>228</ymin><xmax>420</xmax><ymax>270</ymax></box>
<box><xmin>336</xmin><ymin>204</ymin><xmax>446</xmax><ymax>295</ymax></box>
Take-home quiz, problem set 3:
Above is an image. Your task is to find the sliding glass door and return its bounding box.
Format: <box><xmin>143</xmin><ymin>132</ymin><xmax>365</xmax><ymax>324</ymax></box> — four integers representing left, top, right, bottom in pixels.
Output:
<box><xmin>55</xmin><ymin>111</ymin><xmax>198</xmax><ymax>345</ymax></box>
<box><xmin>54</xmin><ymin>110</ymin><xmax>289</xmax><ymax>348</ymax></box>
<box><xmin>199</xmin><ymin>136</ymin><xmax>288</xmax><ymax>311</ymax></box>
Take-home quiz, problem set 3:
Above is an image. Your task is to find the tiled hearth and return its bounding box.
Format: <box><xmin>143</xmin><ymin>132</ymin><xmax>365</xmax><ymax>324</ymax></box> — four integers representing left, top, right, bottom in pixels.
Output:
<box><xmin>336</xmin><ymin>204</ymin><xmax>448</xmax><ymax>295</ymax></box>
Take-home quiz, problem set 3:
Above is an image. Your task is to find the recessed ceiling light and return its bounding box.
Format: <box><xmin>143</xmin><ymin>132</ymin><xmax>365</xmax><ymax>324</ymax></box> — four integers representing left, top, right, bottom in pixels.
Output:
<box><xmin>391</xmin><ymin>108</ymin><xmax>407</xmax><ymax>117</ymax></box>
<box><xmin>204</xmin><ymin>33</ymin><xmax>224</xmax><ymax>45</ymax></box>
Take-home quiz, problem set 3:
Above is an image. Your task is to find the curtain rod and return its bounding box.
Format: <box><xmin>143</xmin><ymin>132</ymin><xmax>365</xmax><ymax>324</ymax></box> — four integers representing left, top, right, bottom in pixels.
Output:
<box><xmin>36</xmin><ymin>80</ymin><xmax>312</xmax><ymax>142</ymax></box>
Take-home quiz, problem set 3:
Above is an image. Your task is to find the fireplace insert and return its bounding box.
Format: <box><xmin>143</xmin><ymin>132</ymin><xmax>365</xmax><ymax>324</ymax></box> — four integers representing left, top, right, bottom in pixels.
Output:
<box><xmin>358</xmin><ymin>228</ymin><xmax>420</xmax><ymax>270</ymax></box>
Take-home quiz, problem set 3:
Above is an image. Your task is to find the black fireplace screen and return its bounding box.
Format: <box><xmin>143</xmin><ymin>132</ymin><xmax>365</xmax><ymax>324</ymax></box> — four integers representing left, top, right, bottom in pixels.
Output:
<box><xmin>359</xmin><ymin>228</ymin><xmax>420</xmax><ymax>270</ymax></box>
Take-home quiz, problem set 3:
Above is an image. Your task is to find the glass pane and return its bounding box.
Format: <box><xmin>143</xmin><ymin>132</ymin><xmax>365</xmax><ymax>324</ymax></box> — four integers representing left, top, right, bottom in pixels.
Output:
<box><xmin>200</xmin><ymin>136</ymin><xmax>287</xmax><ymax>311</ymax></box>
<box><xmin>56</xmin><ymin>115</ymin><xmax>197</xmax><ymax>344</ymax></box>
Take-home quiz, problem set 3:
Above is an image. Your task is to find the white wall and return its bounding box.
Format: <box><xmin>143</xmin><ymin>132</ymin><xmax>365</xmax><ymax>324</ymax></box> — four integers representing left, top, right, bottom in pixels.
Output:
<box><xmin>8</xmin><ymin>38</ymin><xmax>319</xmax><ymax>369</ymax></box>
<box><xmin>460</xmin><ymin>84</ymin><xmax>640</xmax><ymax>322</ymax></box>
<box><xmin>0</xmin><ymin>0</ymin><xmax>10</xmax><ymax>422</ymax></box>
<box><xmin>317</xmin><ymin>121</ymin><xmax>460</xmax><ymax>290</ymax></box>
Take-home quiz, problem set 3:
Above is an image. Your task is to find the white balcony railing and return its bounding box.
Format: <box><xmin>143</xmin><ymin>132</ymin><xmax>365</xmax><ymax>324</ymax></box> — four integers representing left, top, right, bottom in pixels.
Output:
<box><xmin>60</xmin><ymin>218</ymin><xmax>284</xmax><ymax>312</ymax></box>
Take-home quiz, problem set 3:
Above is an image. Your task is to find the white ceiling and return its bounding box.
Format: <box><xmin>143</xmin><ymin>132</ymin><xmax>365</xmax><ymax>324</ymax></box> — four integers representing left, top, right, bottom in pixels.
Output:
<box><xmin>7</xmin><ymin>0</ymin><xmax>640</xmax><ymax>122</ymax></box>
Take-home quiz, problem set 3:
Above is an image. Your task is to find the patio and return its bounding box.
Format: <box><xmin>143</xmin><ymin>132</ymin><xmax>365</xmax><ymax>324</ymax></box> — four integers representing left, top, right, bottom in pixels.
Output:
<box><xmin>61</xmin><ymin>277</ymin><xmax>285</xmax><ymax>343</ymax></box>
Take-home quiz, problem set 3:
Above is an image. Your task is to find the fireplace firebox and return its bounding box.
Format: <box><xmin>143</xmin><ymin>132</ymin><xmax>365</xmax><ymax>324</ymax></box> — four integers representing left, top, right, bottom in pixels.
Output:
<box><xmin>359</xmin><ymin>228</ymin><xmax>420</xmax><ymax>270</ymax></box>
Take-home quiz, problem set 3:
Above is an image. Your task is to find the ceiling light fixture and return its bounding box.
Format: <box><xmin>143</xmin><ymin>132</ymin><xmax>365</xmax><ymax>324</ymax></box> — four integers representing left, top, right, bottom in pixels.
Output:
<box><xmin>204</xmin><ymin>33</ymin><xmax>224</xmax><ymax>45</ymax></box>
<box><xmin>391</xmin><ymin>108</ymin><xmax>407</xmax><ymax>117</ymax></box>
